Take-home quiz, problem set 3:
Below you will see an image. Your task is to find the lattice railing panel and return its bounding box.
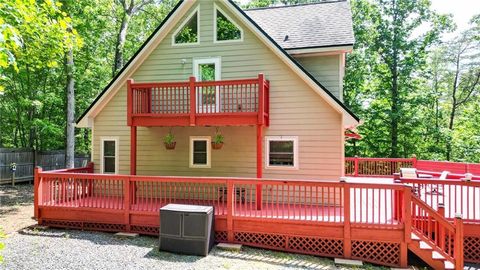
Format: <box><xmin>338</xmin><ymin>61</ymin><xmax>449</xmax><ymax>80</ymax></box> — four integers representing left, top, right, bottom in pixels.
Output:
<box><xmin>464</xmin><ymin>236</ymin><xmax>480</xmax><ymax>263</ymax></box>
<box><xmin>131</xmin><ymin>225</ymin><xmax>159</xmax><ymax>235</ymax></box>
<box><xmin>351</xmin><ymin>240</ymin><xmax>400</xmax><ymax>266</ymax></box>
<box><xmin>288</xmin><ymin>236</ymin><xmax>343</xmax><ymax>257</ymax></box>
<box><xmin>215</xmin><ymin>231</ymin><xmax>228</xmax><ymax>243</ymax></box>
<box><xmin>234</xmin><ymin>232</ymin><xmax>286</xmax><ymax>249</ymax></box>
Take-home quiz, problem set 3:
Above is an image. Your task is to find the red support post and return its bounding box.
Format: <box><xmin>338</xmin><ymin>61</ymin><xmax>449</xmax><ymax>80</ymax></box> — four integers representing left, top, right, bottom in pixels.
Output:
<box><xmin>354</xmin><ymin>156</ymin><xmax>359</xmax><ymax>177</ymax></box>
<box><xmin>454</xmin><ymin>214</ymin><xmax>464</xmax><ymax>270</ymax></box>
<box><xmin>130</xmin><ymin>126</ymin><xmax>137</xmax><ymax>175</ymax></box>
<box><xmin>34</xmin><ymin>166</ymin><xmax>42</xmax><ymax>221</ymax></box>
<box><xmin>124</xmin><ymin>177</ymin><xmax>131</xmax><ymax>232</ymax></box>
<box><xmin>189</xmin><ymin>76</ymin><xmax>196</xmax><ymax>126</ymax></box>
<box><xmin>87</xmin><ymin>162</ymin><xmax>94</xmax><ymax>173</ymax></box>
<box><xmin>256</xmin><ymin>124</ymin><xmax>263</xmax><ymax>210</ymax></box>
<box><xmin>127</xmin><ymin>79</ymin><xmax>134</xmax><ymax>126</ymax></box>
<box><xmin>400</xmin><ymin>186</ymin><xmax>412</xmax><ymax>268</ymax></box>
<box><xmin>227</xmin><ymin>180</ymin><xmax>234</xmax><ymax>242</ymax></box>
<box><xmin>341</xmin><ymin>178</ymin><xmax>351</xmax><ymax>258</ymax></box>
<box><xmin>438</xmin><ymin>204</ymin><xmax>446</xmax><ymax>250</ymax></box>
<box><xmin>258</xmin><ymin>74</ymin><xmax>265</xmax><ymax>125</ymax></box>
<box><xmin>411</xmin><ymin>154</ymin><xmax>417</xmax><ymax>168</ymax></box>
<box><xmin>265</xmin><ymin>80</ymin><xmax>270</xmax><ymax>126</ymax></box>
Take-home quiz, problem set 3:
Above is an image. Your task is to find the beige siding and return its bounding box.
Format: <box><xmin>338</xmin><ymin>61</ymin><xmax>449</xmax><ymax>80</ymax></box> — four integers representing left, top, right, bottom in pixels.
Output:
<box><xmin>93</xmin><ymin>0</ymin><xmax>344</xmax><ymax>180</ymax></box>
<box><xmin>295</xmin><ymin>54</ymin><xmax>343</xmax><ymax>100</ymax></box>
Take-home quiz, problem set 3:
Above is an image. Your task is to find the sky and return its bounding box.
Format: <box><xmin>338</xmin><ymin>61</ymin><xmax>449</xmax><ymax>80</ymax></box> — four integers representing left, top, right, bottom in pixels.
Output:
<box><xmin>430</xmin><ymin>0</ymin><xmax>479</xmax><ymax>34</ymax></box>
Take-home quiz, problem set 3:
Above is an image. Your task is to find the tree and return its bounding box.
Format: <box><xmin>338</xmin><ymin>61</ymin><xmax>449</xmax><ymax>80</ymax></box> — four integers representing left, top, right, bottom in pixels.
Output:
<box><xmin>344</xmin><ymin>0</ymin><xmax>452</xmax><ymax>158</ymax></box>
<box><xmin>444</xmin><ymin>26</ymin><xmax>480</xmax><ymax>160</ymax></box>
<box><xmin>112</xmin><ymin>0</ymin><xmax>157</xmax><ymax>76</ymax></box>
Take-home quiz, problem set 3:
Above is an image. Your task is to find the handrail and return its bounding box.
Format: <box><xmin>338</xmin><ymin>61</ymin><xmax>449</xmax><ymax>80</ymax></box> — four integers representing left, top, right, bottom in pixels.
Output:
<box><xmin>399</xmin><ymin>177</ymin><xmax>480</xmax><ymax>222</ymax></box>
<box><xmin>411</xmin><ymin>196</ymin><xmax>463</xmax><ymax>268</ymax></box>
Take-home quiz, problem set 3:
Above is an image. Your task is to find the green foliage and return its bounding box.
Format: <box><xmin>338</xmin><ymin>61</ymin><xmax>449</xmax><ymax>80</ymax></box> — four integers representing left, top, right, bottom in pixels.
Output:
<box><xmin>0</xmin><ymin>228</ymin><xmax>5</xmax><ymax>263</ymax></box>
<box><xmin>213</xmin><ymin>129</ymin><xmax>224</xmax><ymax>144</ymax></box>
<box><xmin>174</xmin><ymin>12</ymin><xmax>198</xmax><ymax>43</ymax></box>
<box><xmin>163</xmin><ymin>131</ymin><xmax>175</xmax><ymax>144</ymax></box>
<box><xmin>216</xmin><ymin>11</ymin><xmax>241</xmax><ymax>41</ymax></box>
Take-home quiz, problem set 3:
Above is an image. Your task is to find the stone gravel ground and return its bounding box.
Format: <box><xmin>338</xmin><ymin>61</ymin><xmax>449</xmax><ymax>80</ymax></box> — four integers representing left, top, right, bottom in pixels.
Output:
<box><xmin>1</xmin><ymin>228</ymin><xmax>387</xmax><ymax>270</ymax></box>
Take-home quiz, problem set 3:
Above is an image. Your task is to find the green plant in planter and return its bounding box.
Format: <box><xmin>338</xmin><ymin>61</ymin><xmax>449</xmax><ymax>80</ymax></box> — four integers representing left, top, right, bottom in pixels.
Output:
<box><xmin>163</xmin><ymin>131</ymin><xmax>176</xmax><ymax>150</ymax></box>
<box><xmin>212</xmin><ymin>129</ymin><xmax>224</xmax><ymax>149</ymax></box>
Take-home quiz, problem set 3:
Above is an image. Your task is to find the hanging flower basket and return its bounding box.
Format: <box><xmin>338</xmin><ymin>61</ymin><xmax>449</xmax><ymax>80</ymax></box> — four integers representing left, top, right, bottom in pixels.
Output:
<box><xmin>164</xmin><ymin>142</ymin><xmax>176</xmax><ymax>150</ymax></box>
<box><xmin>211</xmin><ymin>142</ymin><xmax>224</xmax><ymax>150</ymax></box>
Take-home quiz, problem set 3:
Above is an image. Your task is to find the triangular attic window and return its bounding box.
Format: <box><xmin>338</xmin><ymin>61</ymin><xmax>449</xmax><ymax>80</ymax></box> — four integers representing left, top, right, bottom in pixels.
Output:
<box><xmin>174</xmin><ymin>9</ymin><xmax>199</xmax><ymax>44</ymax></box>
<box><xmin>216</xmin><ymin>8</ymin><xmax>242</xmax><ymax>41</ymax></box>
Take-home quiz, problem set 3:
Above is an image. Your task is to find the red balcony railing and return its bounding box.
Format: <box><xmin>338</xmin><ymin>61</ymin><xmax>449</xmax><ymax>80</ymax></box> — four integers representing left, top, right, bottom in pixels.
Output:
<box><xmin>127</xmin><ymin>74</ymin><xmax>269</xmax><ymax>127</ymax></box>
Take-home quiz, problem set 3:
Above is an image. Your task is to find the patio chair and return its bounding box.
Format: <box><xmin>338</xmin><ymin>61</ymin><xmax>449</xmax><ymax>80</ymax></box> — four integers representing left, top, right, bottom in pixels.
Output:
<box><xmin>425</xmin><ymin>171</ymin><xmax>449</xmax><ymax>195</ymax></box>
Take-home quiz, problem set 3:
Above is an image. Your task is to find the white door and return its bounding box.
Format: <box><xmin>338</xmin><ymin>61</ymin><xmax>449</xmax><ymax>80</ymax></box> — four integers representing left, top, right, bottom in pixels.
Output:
<box><xmin>193</xmin><ymin>58</ymin><xmax>221</xmax><ymax>113</ymax></box>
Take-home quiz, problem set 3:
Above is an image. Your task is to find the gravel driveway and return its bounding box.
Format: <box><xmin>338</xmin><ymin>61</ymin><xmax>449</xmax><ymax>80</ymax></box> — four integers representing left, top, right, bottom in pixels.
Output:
<box><xmin>0</xmin><ymin>183</ymin><xmax>387</xmax><ymax>270</ymax></box>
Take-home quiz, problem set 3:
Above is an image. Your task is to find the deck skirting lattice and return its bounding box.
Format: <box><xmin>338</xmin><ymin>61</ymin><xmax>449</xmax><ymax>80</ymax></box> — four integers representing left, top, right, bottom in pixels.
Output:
<box><xmin>233</xmin><ymin>231</ymin><xmax>344</xmax><ymax>258</ymax></box>
<box><xmin>215</xmin><ymin>231</ymin><xmax>228</xmax><ymax>242</ymax></box>
<box><xmin>464</xmin><ymin>236</ymin><xmax>480</xmax><ymax>263</ymax></box>
<box><xmin>131</xmin><ymin>225</ymin><xmax>159</xmax><ymax>235</ymax></box>
<box><xmin>351</xmin><ymin>240</ymin><xmax>400</xmax><ymax>266</ymax></box>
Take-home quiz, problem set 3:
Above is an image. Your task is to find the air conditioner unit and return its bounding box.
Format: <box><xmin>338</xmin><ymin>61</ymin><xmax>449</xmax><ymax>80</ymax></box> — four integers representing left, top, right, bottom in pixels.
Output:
<box><xmin>159</xmin><ymin>204</ymin><xmax>214</xmax><ymax>256</ymax></box>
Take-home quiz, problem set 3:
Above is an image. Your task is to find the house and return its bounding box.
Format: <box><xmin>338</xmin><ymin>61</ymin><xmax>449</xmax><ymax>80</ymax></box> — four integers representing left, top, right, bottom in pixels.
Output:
<box><xmin>34</xmin><ymin>1</ymin><xmax>478</xmax><ymax>269</ymax></box>
<box><xmin>76</xmin><ymin>0</ymin><xmax>359</xmax><ymax>181</ymax></box>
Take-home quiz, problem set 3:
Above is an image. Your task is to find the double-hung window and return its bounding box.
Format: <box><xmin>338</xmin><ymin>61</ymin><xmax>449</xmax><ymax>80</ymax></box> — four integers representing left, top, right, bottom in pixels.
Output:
<box><xmin>189</xmin><ymin>136</ymin><xmax>211</xmax><ymax>168</ymax></box>
<box><xmin>265</xmin><ymin>136</ymin><xmax>298</xmax><ymax>169</ymax></box>
<box><xmin>101</xmin><ymin>137</ymin><xmax>118</xmax><ymax>174</ymax></box>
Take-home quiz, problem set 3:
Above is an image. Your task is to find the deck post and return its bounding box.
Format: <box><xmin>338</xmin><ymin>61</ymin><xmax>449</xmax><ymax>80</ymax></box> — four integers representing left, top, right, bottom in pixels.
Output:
<box><xmin>227</xmin><ymin>180</ymin><xmax>234</xmax><ymax>242</ymax></box>
<box><xmin>124</xmin><ymin>177</ymin><xmax>131</xmax><ymax>232</ymax></box>
<box><xmin>258</xmin><ymin>73</ymin><xmax>265</xmax><ymax>125</ymax></box>
<box><xmin>454</xmin><ymin>214</ymin><xmax>464</xmax><ymax>270</ymax></box>
<box><xmin>256</xmin><ymin>124</ymin><xmax>263</xmax><ymax>210</ymax></box>
<box><xmin>411</xmin><ymin>154</ymin><xmax>417</xmax><ymax>168</ymax></box>
<box><xmin>341</xmin><ymin>177</ymin><xmax>351</xmax><ymax>258</ymax></box>
<box><xmin>189</xmin><ymin>76</ymin><xmax>196</xmax><ymax>126</ymax></box>
<box><xmin>130</xmin><ymin>126</ymin><xmax>137</xmax><ymax>175</ymax></box>
<box><xmin>400</xmin><ymin>186</ymin><xmax>412</xmax><ymax>268</ymax></box>
<box><xmin>353</xmin><ymin>156</ymin><xmax>359</xmax><ymax>176</ymax></box>
<box><xmin>438</xmin><ymin>204</ymin><xmax>446</xmax><ymax>250</ymax></box>
<box><xmin>34</xmin><ymin>166</ymin><xmax>42</xmax><ymax>221</ymax></box>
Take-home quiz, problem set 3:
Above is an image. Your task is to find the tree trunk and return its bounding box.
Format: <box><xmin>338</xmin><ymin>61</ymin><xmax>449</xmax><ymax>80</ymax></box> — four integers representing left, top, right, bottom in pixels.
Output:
<box><xmin>446</xmin><ymin>52</ymin><xmax>461</xmax><ymax>161</ymax></box>
<box><xmin>66</xmin><ymin>48</ymin><xmax>75</xmax><ymax>168</ymax></box>
<box><xmin>390</xmin><ymin>0</ymin><xmax>399</xmax><ymax>158</ymax></box>
<box><xmin>113</xmin><ymin>12</ymin><xmax>131</xmax><ymax>76</ymax></box>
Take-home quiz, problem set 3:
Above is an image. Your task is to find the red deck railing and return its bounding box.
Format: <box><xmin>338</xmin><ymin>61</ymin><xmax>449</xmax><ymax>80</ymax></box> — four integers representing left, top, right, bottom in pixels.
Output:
<box><xmin>345</xmin><ymin>157</ymin><xmax>480</xmax><ymax>177</ymax></box>
<box><xmin>34</xmin><ymin>165</ymin><xmax>472</xmax><ymax>267</ymax></box>
<box><xmin>126</xmin><ymin>74</ymin><xmax>269</xmax><ymax>127</ymax></box>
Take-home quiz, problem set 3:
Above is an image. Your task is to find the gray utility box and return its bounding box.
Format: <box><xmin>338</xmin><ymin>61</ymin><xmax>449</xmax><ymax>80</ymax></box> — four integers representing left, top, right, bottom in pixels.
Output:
<box><xmin>159</xmin><ymin>204</ymin><xmax>214</xmax><ymax>256</ymax></box>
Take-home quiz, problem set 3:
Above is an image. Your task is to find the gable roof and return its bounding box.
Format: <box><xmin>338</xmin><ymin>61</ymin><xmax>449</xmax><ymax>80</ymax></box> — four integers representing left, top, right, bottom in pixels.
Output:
<box><xmin>76</xmin><ymin>0</ymin><xmax>359</xmax><ymax>128</ymax></box>
<box><xmin>245</xmin><ymin>0</ymin><xmax>354</xmax><ymax>50</ymax></box>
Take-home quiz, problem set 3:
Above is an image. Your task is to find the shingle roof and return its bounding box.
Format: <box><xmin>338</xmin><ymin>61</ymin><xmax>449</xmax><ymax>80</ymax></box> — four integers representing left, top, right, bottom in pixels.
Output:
<box><xmin>245</xmin><ymin>0</ymin><xmax>354</xmax><ymax>50</ymax></box>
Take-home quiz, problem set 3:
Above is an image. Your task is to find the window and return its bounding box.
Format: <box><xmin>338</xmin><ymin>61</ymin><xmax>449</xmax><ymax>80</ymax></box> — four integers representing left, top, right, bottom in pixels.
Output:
<box><xmin>214</xmin><ymin>5</ymin><xmax>242</xmax><ymax>42</ymax></box>
<box><xmin>173</xmin><ymin>8</ymin><xmax>199</xmax><ymax>45</ymax></box>
<box><xmin>101</xmin><ymin>137</ymin><xmax>118</xmax><ymax>174</ymax></box>
<box><xmin>265</xmin><ymin>136</ymin><xmax>298</xmax><ymax>169</ymax></box>
<box><xmin>189</xmin><ymin>136</ymin><xmax>211</xmax><ymax>168</ymax></box>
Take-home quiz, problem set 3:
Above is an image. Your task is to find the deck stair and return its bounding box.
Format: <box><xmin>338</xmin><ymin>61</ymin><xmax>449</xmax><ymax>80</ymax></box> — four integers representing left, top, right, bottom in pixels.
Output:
<box><xmin>407</xmin><ymin>196</ymin><xmax>463</xmax><ymax>270</ymax></box>
<box><xmin>409</xmin><ymin>232</ymin><xmax>454</xmax><ymax>269</ymax></box>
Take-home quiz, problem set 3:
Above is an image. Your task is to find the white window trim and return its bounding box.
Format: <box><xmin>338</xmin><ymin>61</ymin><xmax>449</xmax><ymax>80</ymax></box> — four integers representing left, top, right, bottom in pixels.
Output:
<box><xmin>265</xmin><ymin>136</ymin><xmax>299</xmax><ymax>170</ymax></box>
<box><xmin>172</xmin><ymin>6</ymin><xmax>200</xmax><ymax>46</ymax></box>
<box><xmin>100</xmin><ymin>136</ymin><xmax>119</xmax><ymax>174</ymax></box>
<box><xmin>213</xmin><ymin>4</ymin><xmax>244</xmax><ymax>43</ymax></box>
<box><xmin>189</xmin><ymin>136</ymin><xmax>211</xmax><ymax>168</ymax></box>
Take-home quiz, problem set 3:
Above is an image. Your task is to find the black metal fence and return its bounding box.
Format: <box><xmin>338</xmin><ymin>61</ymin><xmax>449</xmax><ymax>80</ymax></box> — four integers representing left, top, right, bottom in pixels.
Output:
<box><xmin>0</xmin><ymin>148</ymin><xmax>90</xmax><ymax>185</ymax></box>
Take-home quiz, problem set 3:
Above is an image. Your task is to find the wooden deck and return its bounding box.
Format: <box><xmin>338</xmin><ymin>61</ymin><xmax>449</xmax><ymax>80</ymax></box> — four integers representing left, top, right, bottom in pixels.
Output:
<box><xmin>34</xmin><ymin>165</ymin><xmax>480</xmax><ymax>268</ymax></box>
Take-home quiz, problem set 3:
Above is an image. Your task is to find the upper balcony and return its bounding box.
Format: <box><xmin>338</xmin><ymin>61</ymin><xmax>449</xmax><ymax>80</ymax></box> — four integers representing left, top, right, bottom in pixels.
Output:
<box><xmin>127</xmin><ymin>74</ymin><xmax>269</xmax><ymax>127</ymax></box>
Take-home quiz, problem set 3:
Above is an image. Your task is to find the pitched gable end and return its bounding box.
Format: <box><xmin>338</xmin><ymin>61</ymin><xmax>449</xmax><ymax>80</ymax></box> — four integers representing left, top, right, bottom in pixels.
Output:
<box><xmin>77</xmin><ymin>0</ymin><xmax>359</xmax><ymax>128</ymax></box>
